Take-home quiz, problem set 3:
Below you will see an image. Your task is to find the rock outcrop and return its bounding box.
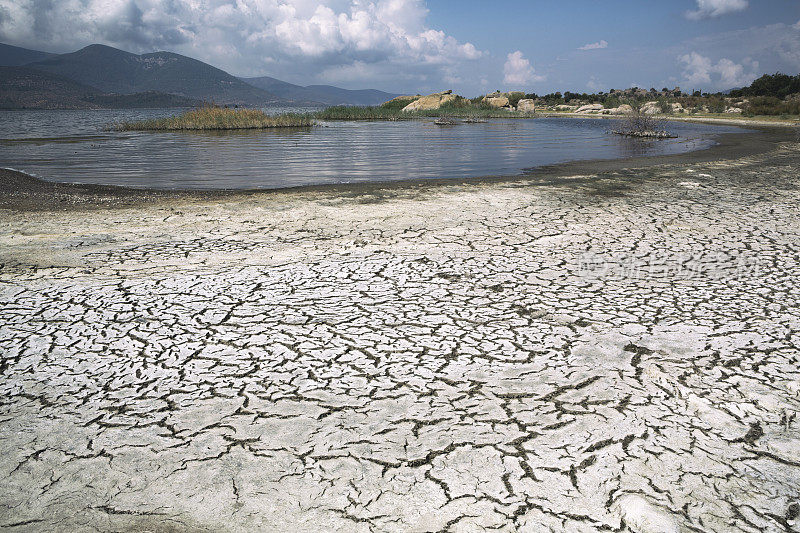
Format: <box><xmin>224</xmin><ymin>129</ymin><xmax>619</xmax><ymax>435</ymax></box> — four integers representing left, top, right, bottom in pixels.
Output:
<box><xmin>402</xmin><ymin>90</ymin><xmax>460</xmax><ymax>112</ymax></box>
<box><xmin>516</xmin><ymin>99</ymin><xmax>536</xmax><ymax>112</ymax></box>
<box><xmin>575</xmin><ymin>103</ymin><xmax>604</xmax><ymax>114</ymax></box>
<box><xmin>483</xmin><ymin>94</ymin><xmax>510</xmax><ymax>108</ymax></box>
<box><xmin>640</xmin><ymin>101</ymin><xmax>661</xmax><ymax>115</ymax></box>
<box><xmin>602</xmin><ymin>104</ymin><xmax>634</xmax><ymax>115</ymax></box>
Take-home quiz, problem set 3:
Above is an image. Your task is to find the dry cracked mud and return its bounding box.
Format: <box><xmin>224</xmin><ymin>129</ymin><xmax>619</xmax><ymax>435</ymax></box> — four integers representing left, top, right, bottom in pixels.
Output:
<box><xmin>1</xmin><ymin>143</ymin><xmax>800</xmax><ymax>532</ymax></box>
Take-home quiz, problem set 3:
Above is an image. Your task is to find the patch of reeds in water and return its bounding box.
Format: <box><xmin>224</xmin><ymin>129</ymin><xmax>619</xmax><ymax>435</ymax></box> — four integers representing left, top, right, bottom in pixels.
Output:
<box><xmin>115</xmin><ymin>107</ymin><xmax>314</xmax><ymax>131</ymax></box>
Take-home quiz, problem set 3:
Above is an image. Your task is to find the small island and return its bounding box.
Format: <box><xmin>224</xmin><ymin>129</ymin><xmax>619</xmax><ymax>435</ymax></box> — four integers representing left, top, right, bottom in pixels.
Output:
<box><xmin>115</xmin><ymin>106</ymin><xmax>313</xmax><ymax>131</ymax></box>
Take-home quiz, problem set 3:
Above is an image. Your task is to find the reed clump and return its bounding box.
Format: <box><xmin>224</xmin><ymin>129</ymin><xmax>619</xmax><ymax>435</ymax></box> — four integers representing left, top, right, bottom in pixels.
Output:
<box><xmin>116</xmin><ymin>106</ymin><xmax>314</xmax><ymax>131</ymax></box>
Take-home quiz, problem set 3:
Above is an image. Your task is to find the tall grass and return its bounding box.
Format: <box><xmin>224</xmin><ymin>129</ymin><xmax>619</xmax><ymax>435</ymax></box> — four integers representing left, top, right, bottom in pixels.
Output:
<box><xmin>115</xmin><ymin>107</ymin><xmax>314</xmax><ymax>131</ymax></box>
<box><xmin>312</xmin><ymin>106</ymin><xmax>406</xmax><ymax>120</ymax></box>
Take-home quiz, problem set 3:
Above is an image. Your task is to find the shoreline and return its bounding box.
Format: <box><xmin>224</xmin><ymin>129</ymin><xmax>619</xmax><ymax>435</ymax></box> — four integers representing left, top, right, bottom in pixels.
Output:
<box><xmin>1</xmin><ymin>117</ymin><xmax>795</xmax><ymax>212</ymax></box>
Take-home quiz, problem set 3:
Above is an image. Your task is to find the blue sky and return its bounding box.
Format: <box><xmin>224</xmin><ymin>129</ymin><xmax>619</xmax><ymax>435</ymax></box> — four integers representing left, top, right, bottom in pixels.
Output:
<box><xmin>1</xmin><ymin>0</ymin><xmax>798</xmax><ymax>95</ymax></box>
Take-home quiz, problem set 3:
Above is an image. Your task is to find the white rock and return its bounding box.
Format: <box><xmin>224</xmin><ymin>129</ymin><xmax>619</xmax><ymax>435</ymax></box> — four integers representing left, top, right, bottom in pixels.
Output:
<box><xmin>604</xmin><ymin>104</ymin><xmax>634</xmax><ymax>115</ymax></box>
<box><xmin>640</xmin><ymin>102</ymin><xmax>661</xmax><ymax>115</ymax></box>
<box><xmin>575</xmin><ymin>103</ymin><xmax>604</xmax><ymax>114</ymax></box>
<box><xmin>615</xmin><ymin>494</ymin><xmax>680</xmax><ymax>533</ymax></box>
<box><xmin>516</xmin><ymin>99</ymin><xmax>536</xmax><ymax>112</ymax></box>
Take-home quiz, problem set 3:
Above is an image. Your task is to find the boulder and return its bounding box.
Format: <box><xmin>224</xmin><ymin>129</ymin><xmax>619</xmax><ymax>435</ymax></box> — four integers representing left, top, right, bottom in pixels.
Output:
<box><xmin>641</xmin><ymin>101</ymin><xmax>660</xmax><ymax>115</ymax></box>
<box><xmin>575</xmin><ymin>103</ymin><xmax>604</xmax><ymax>114</ymax></box>
<box><xmin>603</xmin><ymin>104</ymin><xmax>634</xmax><ymax>115</ymax></box>
<box><xmin>555</xmin><ymin>104</ymin><xmax>578</xmax><ymax>111</ymax></box>
<box><xmin>516</xmin><ymin>99</ymin><xmax>536</xmax><ymax>112</ymax></box>
<box><xmin>725</xmin><ymin>107</ymin><xmax>743</xmax><ymax>114</ymax></box>
<box><xmin>402</xmin><ymin>90</ymin><xmax>458</xmax><ymax>112</ymax></box>
<box><xmin>671</xmin><ymin>102</ymin><xmax>685</xmax><ymax>113</ymax></box>
<box><xmin>484</xmin><ymin>96</ymin><xmax>510</xmax><ymax>108</ymax></box>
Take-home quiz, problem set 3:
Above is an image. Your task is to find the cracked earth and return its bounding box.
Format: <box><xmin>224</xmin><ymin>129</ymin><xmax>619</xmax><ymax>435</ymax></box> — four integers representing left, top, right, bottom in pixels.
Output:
<box><xmin>1</xmin><ymin>143</ymin><xmax>800</xmax><ymax>532</ymax></box>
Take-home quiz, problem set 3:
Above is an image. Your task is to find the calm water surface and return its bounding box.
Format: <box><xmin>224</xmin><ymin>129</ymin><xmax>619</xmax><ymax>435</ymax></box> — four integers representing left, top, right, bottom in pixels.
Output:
<box><xmin>0</xmin><ymin>108</ymin><xmax>749</xmax><ymax>189</ymax></box>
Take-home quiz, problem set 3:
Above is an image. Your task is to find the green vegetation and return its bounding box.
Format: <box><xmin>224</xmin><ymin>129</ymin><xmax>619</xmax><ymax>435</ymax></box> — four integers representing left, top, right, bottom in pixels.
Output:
<box><xmin>729</xmin><ymin>73</ymin><xmax>800</xmax><ymax>99</ymax></box>
<box><xmin>115</xmin><ymin>106</ymin><xmax>313</xmax><ymax>131</ymax></box>
<box><xmin>507</xmin><ymin>91</ymin><xmax>526</xmax><ymax>108</ymax></box>
<box><xmin>379</xmin><ymin>95</ymin><xmax>419</xmax><ymax>110</ymax></box>
<box><xmin>743</xmin><ymin>96</ymin><xmax>800</xmax><ymax>116</ymax></box>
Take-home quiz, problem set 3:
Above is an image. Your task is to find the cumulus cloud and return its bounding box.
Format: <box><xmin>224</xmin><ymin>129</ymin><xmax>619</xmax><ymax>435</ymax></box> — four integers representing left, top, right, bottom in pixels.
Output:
<box><xmin>0</xmin><ymin>0</ymin><xmax>483</xmax><ymax>89</ymax></box>
<box><xmin>579</xmin><ymin>40</ymin><xmax>608</xmax><ymax>51</ymax></box>
<box><xmin>686</xmin><ymin>0</ymin><xmax>748</xmax><ymax>20</ymax></box>
<box><xmin>503</xmin><ymin>51</ymin><xmax>543</xmax><ymax>87</ymax></box>
<box><xmin>679</xmin><ymin>51</ymin><xmax>758</xmax><ymax>89</ymax></box>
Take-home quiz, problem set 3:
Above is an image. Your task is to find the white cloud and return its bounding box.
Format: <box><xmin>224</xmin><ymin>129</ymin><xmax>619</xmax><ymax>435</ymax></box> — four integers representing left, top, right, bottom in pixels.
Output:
<box><xmin>503</xmin><ymin>50</ymin><xmax>544</xmax><ymax>87</ymax></box>
<box><xmin>0</xmin><ymin>0</ymin><xmax>484</xmax><ymax>90</ymax></box>
<box><xmin>579</xmin><ymin>40</ymin><xmax>608</xmax><ymax>51</ymax></box>
<box><xmin>586</xmin><ymin>76</ymin><xmax>604</xmax><ymax>91</ymax></box>
<box><xmin>686</xmin><ymin>0</ymin><xmax>748</xmax><ymax>20</ymax></box>
<box><xmin>679</xmin><ymin>51</ymin><xmax>758</xmax><ymax>89</ymax></box>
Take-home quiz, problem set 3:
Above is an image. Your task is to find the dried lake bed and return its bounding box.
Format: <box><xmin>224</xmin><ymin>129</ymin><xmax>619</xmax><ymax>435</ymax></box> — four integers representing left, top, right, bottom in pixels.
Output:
<box><xmin>1</xmin><ymin>133</ymin><xmax>800</xmax><ymax>532</ymax></box>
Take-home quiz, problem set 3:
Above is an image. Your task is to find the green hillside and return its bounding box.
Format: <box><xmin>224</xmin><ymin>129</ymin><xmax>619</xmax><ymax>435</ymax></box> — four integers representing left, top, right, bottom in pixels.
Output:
<box><xmin>28</xmin><ymin>44</ymin><xmax>282</xmax><ymax>105</ymax></box>
<box><xmin>0</xmin><ymin>66</ymin><xmax>201</xmax><ymax>109</ymax></box>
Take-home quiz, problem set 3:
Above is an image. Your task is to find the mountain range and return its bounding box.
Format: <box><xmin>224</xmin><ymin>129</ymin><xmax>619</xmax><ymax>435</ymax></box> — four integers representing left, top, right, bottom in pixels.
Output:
<box><xmin>242</xmin><ymin>76</ymin><xmax>399</xmax><ymax>106</ymax></box>
<box><xmin>0</xmin><ymin>43</ymin><xmax>400</xmax><ymax>109</ymax></box>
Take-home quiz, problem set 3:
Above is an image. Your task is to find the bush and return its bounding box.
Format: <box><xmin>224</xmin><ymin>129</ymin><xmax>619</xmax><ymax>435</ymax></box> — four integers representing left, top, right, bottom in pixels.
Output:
<box><xmin>613</xmin><ymin>108</ymin><xmax>671</xmax><ymax>137</ymax></box>
<box><xmin>380</xmin><ymin>96</ymin><xmax>419</xmax><ymax>110</ymax></box>
<box><xmin>508</xmin><ymin>91</ymin><xmax>525</xmax><ymax>108</ymax></box>
<box><xmin>706</xmin><ymin>97</ymin><xmax>726</xmax><ymax>114</ymax></box>
<box><xmin>744</xmin><ymin>96</ymin><xmax>800</xmax><ymax>116</ymax></box>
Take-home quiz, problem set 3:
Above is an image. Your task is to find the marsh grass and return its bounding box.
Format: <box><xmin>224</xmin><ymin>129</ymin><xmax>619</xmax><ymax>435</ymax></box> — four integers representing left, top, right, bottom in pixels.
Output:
<box><xmin>115</xmin><ymin>106</ymin><xmax>314</xmax><ymax>131</ymax></box>
<box><xmin>116</xmin><ymin>102</ymin><xmax>537</xmax><ymax>131</ymax></box>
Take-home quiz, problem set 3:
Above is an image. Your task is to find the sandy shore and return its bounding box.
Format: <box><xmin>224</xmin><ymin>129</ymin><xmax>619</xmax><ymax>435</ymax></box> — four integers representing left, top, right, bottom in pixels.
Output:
<box><xmin>1</xmin><ymin>130</ymin><xmax>799</xmax><ymax>532</ymax></box>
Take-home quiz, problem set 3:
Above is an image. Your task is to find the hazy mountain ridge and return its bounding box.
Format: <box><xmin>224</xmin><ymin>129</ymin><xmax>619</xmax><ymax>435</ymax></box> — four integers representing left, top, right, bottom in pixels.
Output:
<box><xmin>26</xmin><ymin>44</ymin><xmax>282</xmax><ymax>105</ymax></box>
<box><xmin>242</xmin><ymin>76</ymin><xmax>401</xmax><ymax>106</ymax></box>
<box><xmin>0</xmin><ymin>42</ymin><xmax>402</xmax><ymax>109</ymax></box>
<box><xmin>0</xmin><ymin>66</ymin><xmax>203</xmax><ymax>109</ymax></box>
<box><xmin>0</xmin><ymin>43</ymin><xmax>55</xmax><ymax>66</ymax></box>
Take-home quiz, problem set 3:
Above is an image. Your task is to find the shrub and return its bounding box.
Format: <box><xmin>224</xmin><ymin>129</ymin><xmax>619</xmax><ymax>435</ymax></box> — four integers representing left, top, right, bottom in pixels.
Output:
<box><xmin>508</xmin><ymin>91</ymin><xmax>525</xmax><ymax>108</ymax></box>
<box><xmin>613</xmin><ymin>108</ymin><xmax>672</xmax><ymax>137</ymax></box>
<box><xmin>380</xmin><ymin>96</ymin><xmax>419</xmax><ymax>110</ymax></box>
<box><xmin>744</xmin><ymin>96</ymin><xmax>800</xmax><ymax>116</ymax></box>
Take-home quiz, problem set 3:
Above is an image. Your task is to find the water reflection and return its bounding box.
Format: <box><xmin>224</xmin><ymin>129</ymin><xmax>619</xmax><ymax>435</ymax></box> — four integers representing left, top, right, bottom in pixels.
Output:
<box><xmin>0</xmin><ymin>110</ymin><xmax>749</xmax><ymax>190</ymax></box>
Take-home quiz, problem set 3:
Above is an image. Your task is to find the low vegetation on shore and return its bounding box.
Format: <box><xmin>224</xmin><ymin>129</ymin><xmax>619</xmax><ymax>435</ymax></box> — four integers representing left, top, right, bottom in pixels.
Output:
<box><xmin>312</xmin><ymin>104</ymin><xmax>520</xmax><ymax>121</ymax></box>
<box><xmin>115</xmin><ymin>106</ymin><xmax>313</xmax><ymax>131</ymax></box>
<box><xmin>534</xmin><ymin>73</ymin><xmax>800</xmax><ymax>118</ymax></box>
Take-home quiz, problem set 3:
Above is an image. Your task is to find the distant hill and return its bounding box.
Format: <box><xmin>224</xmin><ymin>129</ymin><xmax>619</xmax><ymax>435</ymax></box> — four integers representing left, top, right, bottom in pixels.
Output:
<box><xmin>0</xmin><ymin>66</ymin><xmax>202</xmax><ymax>109</ymax></box>
<box><xmin>242</xmin><ymin>76</ymin><xmax>400</xmax><ymax>106</ymax></box>
<box><xmin>26</xmin><ymin>44</ymin><xmax>283</xmax><ymax>105</ymax></box>
<box><xmin>0</xmin><ymin>43</ymin><xmax>55</xmax><ymax>66</ymax></box>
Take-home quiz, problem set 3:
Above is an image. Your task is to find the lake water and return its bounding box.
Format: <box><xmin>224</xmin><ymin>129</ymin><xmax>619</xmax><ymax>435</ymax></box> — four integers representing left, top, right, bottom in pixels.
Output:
<box><xmin>0</xmin><ymin>108</ymin><xmax>749</xmax><ymax>190</ymax></box>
